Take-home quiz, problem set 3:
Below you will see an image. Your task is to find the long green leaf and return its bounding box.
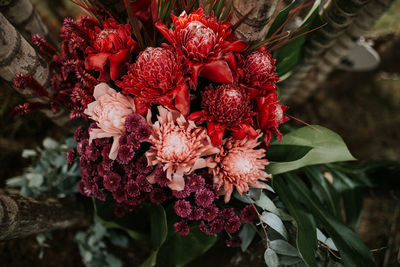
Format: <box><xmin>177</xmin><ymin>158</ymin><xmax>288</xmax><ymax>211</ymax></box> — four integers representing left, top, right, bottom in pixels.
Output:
<box><xmin>156</xmin><ymin>227</ymin><xmax>217</xmax><ymax>267</ymax></box>
<box><xmin>275</xmin><ymin>0</ymin><xmax>322</xmax><ymax>77</ymax></box>
<box><xmin>286</xmin><ymin>173</ymin><xmax>375</xmax><ymax>267</ymax></box>
<box><xmin>273</xmin><ymin>176</ymin><xmax>318</xmax><ymax>267</ymax></box>
<box><xmin>266</xmin><ymin>126</ymin><xmax>355</xmax><ymax>175</ymax></box>
<box><xmin>149</xmin><ymin>204</ymin><xmax>168</xmax><ymax>249</ymax></box>
<box><xmin>266</xmin><ymin>0</ymin><xmax>295</xmax><ymax>38</ymax></box>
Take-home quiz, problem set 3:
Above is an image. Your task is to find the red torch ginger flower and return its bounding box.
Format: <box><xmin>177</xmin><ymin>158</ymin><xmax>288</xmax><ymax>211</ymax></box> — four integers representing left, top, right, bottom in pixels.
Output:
<box><xmin>209</xmin><ymin>136</ymin><xmax>271</xmax><ymax>203</ymax></box>
<box><xmin>146</xmin><ymin>106</ymin><xmax>219</xmax><ymax>191</ymax></box>
<box><xmin>256</xmin><ymin>92</ymin><xmax>289</xmax><ymax>146</ymax></box>
<box><xmin>188</xmin><ymin>84</ymin><xmax>257</xmax><ymax>146</ymax></box>
<box><xmin>240</xmin><ymin>48</ymin><xmax>279</xmax><ymax>99</ymax></box>
<box><xmin>156</xmin><ymin>6</ymin><xmax>248</xmax><ymax>85</ymax></box>
<box><xmin>84</xmin><ymin>83</ymin><xmax>135</xmax><ymax>160</ymax></box>
<box><xmin>117</xmin><ymin>47</ymin><xmax>190</xmax><ymax>116</ymax></box>
<box><xmin>85</xmin><ymin>18</ymin><xmax>137</xmax><ymax>81</ymax></box>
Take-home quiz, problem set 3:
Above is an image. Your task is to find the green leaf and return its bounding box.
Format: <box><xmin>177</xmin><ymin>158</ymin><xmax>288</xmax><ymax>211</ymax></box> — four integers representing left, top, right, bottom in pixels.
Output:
<box><xmin>266</xmin><ymin>0</ymin><xmax>295</xmax><ymax>38</ymax></box>
<box><xmin>267</xmin><ymin>126</ymin><xmax>355</xmax><ymax>175</ymax></box>
<box><xmin>269</xmin><ymin>239</ymin><xmax>299</xmax><ymax>257</ymax></box>
<box><xmin>266</xmin><ymin>144</ymin><xmax>313</xmax><ymax>162</ymax></box>
<box><xmin>275</xmin><ymin>0</ymin><xmax>322</xmax><ymax>77</ymax></box>
<box><xmin>140</xmin><ymin>251</ymin><xmax>158</xmax><ymax>267</ymax></box>
<box><xmin>238</xmin><ymin>223</ymin><xmax>256</xmax><ymax>252</ymax></box>
<box><xmin>156</xmin><ymin>227</ymin><xmax>217</xmax><ymax>267</ymax></box>
<box><xmin>261</xmin><ymin>212</ymin><xmax>288</xmax><ymax>239</ymax></box>
<box><xmin>283</xmin><ymin>173</ymin><xmax>374</xmax><ymax>267</ymax></box>
<box><xmin>264</xmin><ymin>248</ymin><xmax>279</xmax><ymax>267</ymax></box>
<box><xmin>93</xmin><ymin>198</ymin><xmax>150</xmax><ymax>240</ymax></box>
<box><xmin>149</xmin><ymin>205</ymin><xmax>168</xmax><ymax>249</ymax></box>
<box><xmin>273</xmin><ymin>175</ymin><xmax>318</xmax><ymax>267</ymax></box>
<box><xmin>304</xmin><ymin>166</ymin><xmax>342</xmax><ymax>221</ymax></box>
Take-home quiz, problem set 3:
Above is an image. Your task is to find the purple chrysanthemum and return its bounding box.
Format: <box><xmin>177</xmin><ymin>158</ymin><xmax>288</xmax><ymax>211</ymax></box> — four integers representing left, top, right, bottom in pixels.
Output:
<box><xmin>137</xmin><ymin>174</ymin><xmax>153</xmax><ymax>192</ymax></box>
<box><xmin>220</xmin><ymin>208</ymin><xmax>235</xmax><ymax>220</ymax></box>
<box><xmin>136</xmin><ymin>123</ymin><xmax>152</xmax><ymax>142</ymax></box>
<box><xmin>117</xmin><ymin>144</ymin><xmax>135</xmax><ymax>164</ymax></box>
<box><xmin>67</xmin><ymin>148</ymin><xmax>76</xmax><ymax>164</ymax></box>
<box><xmin>186</xmin><ymin>174</ymin><xmax>205</xmax><ymax>193</ymax></box>
<box><xmin>188</xmin><ymin>206</ymin><xmax>204</xmax><ymax>221</ymax></box>
<box><xmin>85</xmin><ymin>144</ymin><xmax>100</xmax><ymax>161</ymax></box>
<box><xmin>174</xmin><ymin>221</ymin><xmax>190</xmax><ymax>236</ymax></box>
<box><xmin>154</xmin><ymin>168</ymin><xmax>171</xmax><ymax>187</ymax></box>
<box><xmin>125</xmin><ymin>179</ymin><xmax>140</xmax><ymax>197</ymax></box>
<box><xmin>150</xmin><ymin>188</ymin><xmax>168</xmax><ymax>204</ymax></box>
<box><xmin>135</xmin><ymin>155</ymin><xmax>154</xmax><ymax>174</ymax></box>
<box><xmin>112</xmin><ymin>188</ymin><xmax>127</xmax><ymax>203</ymax></box>
<box><xmin>174</xmin><ymin>200</ymin><xmax>192</xmax><ymax>218</ymax></box>
<box><xmin>203</xmin><ymin>205</ymin><xmax>219</xmax><ymax>222</ymax></box>
<box><xmin>103</xmin><ymin>172</ymin><xmax>121</xmax><ymax>192</ymax></box>
<box><xmin>240</xmin><ymin>205</ymin><xmax>257</xmax><ymax>223</ymax></box>
<box><xmin>209</xmin><ymin>219</ymin><xmax>224</xmax><ymax>234</ymax></box>
<box><xmin>224</xmin><ymin>215</ymin><xmax>241</xmax><ymax>233</ymax></box>
<box><xmin>172</xmin><ymin>185</ymin><xmax>191</xmax><ymax>198</ymax></box>
<box><xmin>74</xmin><ymin>126</ymin><xmax>88</xmax><ymax>142</ymax></box>
<box><xmin>195</xmin><ymin>189</ymin><xmax>215</xmax><ymax>208</ymax></box>
<box><xmin>77</xmin><ymin>139</ymin><xmax>88</xmax><ymax>155</ymax></box>
<box><xmin>125</xmin><ymin>113</ymin><xmax>145</xmax><ymax>133</ymax></box>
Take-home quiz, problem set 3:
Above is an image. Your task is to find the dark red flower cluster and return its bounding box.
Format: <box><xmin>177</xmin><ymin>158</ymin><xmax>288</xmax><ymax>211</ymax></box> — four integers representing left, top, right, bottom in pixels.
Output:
<box><xmin>71</xmin><ymin>114</ymin><xmax>157</xmax><ymax>213</ymax></box>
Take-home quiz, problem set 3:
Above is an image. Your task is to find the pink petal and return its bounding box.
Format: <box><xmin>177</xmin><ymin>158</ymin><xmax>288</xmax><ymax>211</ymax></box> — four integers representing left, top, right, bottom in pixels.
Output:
<box><xmin>168</xmin><ymin>172</ymin><xmax>185</xmax><ymax>191</ymax></box>
<box><xmin>108</xmin><ymin>136</ymin><xmax>120</xmax><ymax>160</ymax></box>
<box><xmin>93</xmin><ymin>83</ymin><xmax>115</xmax><ymax>99</ymax></box>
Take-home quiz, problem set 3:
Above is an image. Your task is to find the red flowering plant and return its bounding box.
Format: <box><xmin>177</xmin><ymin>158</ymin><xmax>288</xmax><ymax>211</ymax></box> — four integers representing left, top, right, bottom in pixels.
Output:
<box><xmin>11</xmin><ymin>1</ymin><xmax>374</xmax><ymax>267</ymax></box>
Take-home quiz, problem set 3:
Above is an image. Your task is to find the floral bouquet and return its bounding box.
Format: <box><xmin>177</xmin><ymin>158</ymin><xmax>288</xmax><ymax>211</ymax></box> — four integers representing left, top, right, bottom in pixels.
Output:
<box><xmin>12</xmin><ymin>1</ymin><xmax>375</xmax><ymax>266</ymax></box>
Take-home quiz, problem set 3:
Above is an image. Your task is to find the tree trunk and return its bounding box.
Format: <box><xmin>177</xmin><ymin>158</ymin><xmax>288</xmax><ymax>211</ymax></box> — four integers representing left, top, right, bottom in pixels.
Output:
<box><xmin>0</xmin><ymin>12</ymin><xmax>68</xmax><ymax>125</ymax></box>
<box><xmin>0</xmin><ymin>0</ymin><xmax>50</xmax><ymax>43</ymax></box>
<box><xmin>0</xmin><ymin>193</ymin><xmax>91</xmax><ymax>240</ymax></box>
<box><xmin>280</xmin><ymin>0</ymin><xmax>395</xmax><ymax>104</ymax></box>
<box><xmin>230</xmin><ymin>0</ymin><xmax>279</xmax><ymax>43</ymax></box>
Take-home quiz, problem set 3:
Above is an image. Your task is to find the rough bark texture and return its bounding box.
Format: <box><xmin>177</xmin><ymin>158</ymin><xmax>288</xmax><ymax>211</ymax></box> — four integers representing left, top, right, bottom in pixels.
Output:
<box><xmin>230</xmin><ymin>0</ymin><xmax>279</xmax><ymax>43</ymax></box>
<box><xmin>0</xmin><ymin>193</ymin><xmax>91</xmax><ymax>240</ymax></box>
<box><xmin>0</xmin><ymin>0</ymin><xmax>50</xmax><ymax>42</ymax></box>
<box><xmin>280</xmin><ymin>0</ymin><xmax>395</xmax><ymax>104</ymax></box>
<box><xmin>0</xmin><ymin>12</ymin><xmax>69</xmax><ymax>125</ymax></box>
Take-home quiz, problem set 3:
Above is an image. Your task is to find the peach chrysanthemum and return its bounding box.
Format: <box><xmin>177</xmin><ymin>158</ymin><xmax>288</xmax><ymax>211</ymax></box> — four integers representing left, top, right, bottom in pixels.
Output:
<box><xmin>210</xmin><ymin>136</ymin><xmax>271</xmax><ymax>203</ymax></box>
<box><xmin>146</xmin><ymin>106</ymin><xmax>219</xmax><ymax>191</ymax></box>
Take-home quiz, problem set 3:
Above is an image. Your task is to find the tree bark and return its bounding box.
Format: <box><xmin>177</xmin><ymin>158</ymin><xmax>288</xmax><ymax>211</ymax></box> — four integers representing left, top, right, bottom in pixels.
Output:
<box><xmin>280</xmin><ymin>0</ymin><xmax>395</xmax><ymax>104</ymax></box>
<box><xmin>230</xmin><ymin>0</ymin><xmax>279</xmax><ymax>43</ymax></box>
<box><xmin>0</xmin><ymin>0</ymin><xmax>50</xmax><ymax>43</ymax></box>
<box><xmin>0</xmin><ymin>193</ymin><xmax>91</xmax><ymax>241</ymax></box>
<box><xmin>0</xmin><ymin>12</ymin><xmax>68</xmax><ymax>125</ymax></box>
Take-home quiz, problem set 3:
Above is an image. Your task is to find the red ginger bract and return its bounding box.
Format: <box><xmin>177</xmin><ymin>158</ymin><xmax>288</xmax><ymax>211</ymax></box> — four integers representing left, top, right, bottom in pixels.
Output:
<box><xmin>117</xmin><ymin>47</ymin><xmax>190</xmax><ymax>116</ymax></box>
<box><xmin>156</xmin><ymin>6</ymin><xmax>248</xmax><ymax>85</ymax></box>
<box><xmin>188</xmin><ymin>84</ymin><xmax>258</xmax><ymax>146</ymax></box>
<box><xmin>85</xmin><ymin>18</ymin><xmax>137</xmax><ymax>81</ymax></box>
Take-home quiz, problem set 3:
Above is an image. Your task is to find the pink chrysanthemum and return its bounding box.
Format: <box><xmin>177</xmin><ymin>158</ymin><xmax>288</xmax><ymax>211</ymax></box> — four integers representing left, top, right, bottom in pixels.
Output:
<box><xmin>209</xmin><ymin>136</ymin><xmax>271</xmax><ymax>203</ymax></box>
<box><xmin>146</xmin><ymin>106</ymin><xmax>219</xmax><ymax>191</ymax></box>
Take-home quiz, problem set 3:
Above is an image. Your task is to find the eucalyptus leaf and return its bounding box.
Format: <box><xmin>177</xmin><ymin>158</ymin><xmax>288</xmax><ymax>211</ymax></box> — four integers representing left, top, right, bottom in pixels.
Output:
<box><xmin>267</xmin><ymin>126</ymin><xmax>355</xmax><ymax>175</ymax></box>
<box><xmin>264</xmin><ymin>248</ymin><xmax>279</xmax><ymax>267</ymax></box>
<box><xmin>269</xmin><ymin>239</ymin><xmax>299</xmax><ymax>257</ymax></box>
<box><xmin>238</xmin><ymin>223</ymin><xmax>256</xmax><ymax>252</ymax></box>
<box><xmin>261</xmin><ymin>212</ymin><xmax>288</xmax><ymax>239</ymax></box>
